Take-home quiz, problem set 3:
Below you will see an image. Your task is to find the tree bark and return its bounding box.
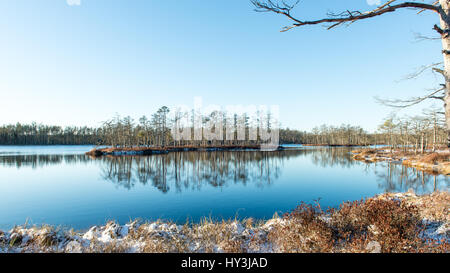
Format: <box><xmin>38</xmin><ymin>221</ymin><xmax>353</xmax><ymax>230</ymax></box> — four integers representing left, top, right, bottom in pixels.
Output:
<box><xmin>439</xmin><ymin>0</ymin><xmax>450</xmax><ymax>148</ymax></box>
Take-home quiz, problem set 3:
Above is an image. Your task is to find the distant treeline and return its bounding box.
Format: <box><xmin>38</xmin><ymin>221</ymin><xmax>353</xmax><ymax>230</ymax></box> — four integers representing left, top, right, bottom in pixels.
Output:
<box><xmin>0</xmin><ymin>122</ymin><xmax>377</xmax><ymax>146</ymax></box>
<box><xmin>1</xmin><ymin>106</ymin><xmax>447</xmax><ymax>149</ymax></box>
<box><xmin>0</xmin><ymin>121</ymin><xmax>366</xmax><ymax>146</ymax></box>
<box><xmin>0</xmin><ymin>122</ymin><xmax>307</xmax><ymax>146</ymax></box>
<box><xmin>0</xmin><ymin>123</ymin><xmax>102</xmax><ymax>145</ymax></box>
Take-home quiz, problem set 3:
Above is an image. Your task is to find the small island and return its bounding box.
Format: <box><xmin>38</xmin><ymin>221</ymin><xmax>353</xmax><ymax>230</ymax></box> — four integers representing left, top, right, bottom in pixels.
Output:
<box><xmin>86</xmin><ymin>145</ymin><xmax>283</xmax><ymax>157</ymax></box>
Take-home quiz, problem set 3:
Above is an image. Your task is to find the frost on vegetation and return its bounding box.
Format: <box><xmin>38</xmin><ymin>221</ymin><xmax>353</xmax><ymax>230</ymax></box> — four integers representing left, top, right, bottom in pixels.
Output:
<box><xmin>0</xmin><ymin>192</ymin><xmax>448</xmax><ymax>253</ymax></box>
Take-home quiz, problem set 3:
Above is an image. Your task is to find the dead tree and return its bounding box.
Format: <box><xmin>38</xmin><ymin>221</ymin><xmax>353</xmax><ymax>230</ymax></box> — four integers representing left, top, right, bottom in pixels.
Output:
<box><xmin>252</xmin><ymin>0</ymin><xmax>450</xmax><ymax>148</ymax></box>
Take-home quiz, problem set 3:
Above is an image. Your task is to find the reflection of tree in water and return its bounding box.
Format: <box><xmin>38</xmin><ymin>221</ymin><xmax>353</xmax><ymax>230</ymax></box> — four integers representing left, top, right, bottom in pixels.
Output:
<box><xmin>303</xmin><ymin>148</ymin><xmax>448</xmax><ymax>193</ymax></box>
<box><xmin>1</xmin><ymin>148</ymin><xmax>447</xmax><ymax>194</ymax></box>
<box><xmin>0</xmin><ymin>154</ymin><xmax>90</xmax><ymax>169</ymax></box>
<box><xmin>306</xmin><ymin>147</ymin><xmax>356</xmax><ymax>168</ymax></box>
<box><xmin>374</xmin><ymin>162</ymin><xmax>449</xmax><ymax>194</ymax></box>
<box><xmin>98</xmin><ymin>151</ymin><xmax>289</xmax><ymax>192</ymax></box>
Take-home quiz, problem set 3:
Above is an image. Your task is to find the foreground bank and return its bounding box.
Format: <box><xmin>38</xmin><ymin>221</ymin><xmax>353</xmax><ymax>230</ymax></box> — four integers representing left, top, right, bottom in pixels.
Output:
<box><xmin>0</xmin><ymin>191</ymin><xmax>448</xmax><ymax>253</ymax></box>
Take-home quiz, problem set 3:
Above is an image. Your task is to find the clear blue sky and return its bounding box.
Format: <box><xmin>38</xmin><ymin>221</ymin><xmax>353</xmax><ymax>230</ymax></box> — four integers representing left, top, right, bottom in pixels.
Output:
<box><xmin>0</xmin><ymin>0</ymin><xmax>443</xmax><ymax>132</ymax></box>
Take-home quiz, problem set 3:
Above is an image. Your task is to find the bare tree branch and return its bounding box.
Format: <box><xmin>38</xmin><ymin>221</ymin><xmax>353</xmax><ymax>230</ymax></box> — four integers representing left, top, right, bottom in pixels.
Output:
<box><xmin>376</xmin><ymin>86</ymin><xmax>446</xmax><ymax>108</ymax></box>
<box><xmin>417</xmin><ymin>0</ymin><xmax>439</xmax><ymax>14</ymax></box>
<box><xmin>252</xmin><ymin>0</ymin><xmax>441</xmax><ymax>32</ymax></box>
<box><xmin>433</xmin><ymin>67</ymin><xmax>446</xmax><ymax>76</ymax></box>
<box><xmin>401</xmin><ymin>62</ymin><xmax>444</xmax><ymax>80</ymax></box>
<box><xmin>413</xmin><ymin>32</ymin><xmax>441</xmax><ymax>42</ymax></box>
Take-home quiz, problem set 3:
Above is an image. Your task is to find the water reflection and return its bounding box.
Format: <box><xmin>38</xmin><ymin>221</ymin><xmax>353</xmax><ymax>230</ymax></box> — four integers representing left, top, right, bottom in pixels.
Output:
<box><xmin>374</xmin><ymin>161</ymin><xmax>447</xmax><ymax>193</ymax></box>
<box><xmin>308</xmin><ymin>147</ymin><xmax>358</xmax><ymax>168</ymax></box>
<box><xmin>0</xmin><ymin>154</ymin><xmax>90</xmax><ymax>169</ymax></box>
<box><xmin>0</xmin><ymin>148</ymin><xmax>447</xmax><ymax>194</ymax></box>
<box><xmin>98</xmin><ymin>151</ymin><xmax>285</xmax><ymax>192</ymax></box>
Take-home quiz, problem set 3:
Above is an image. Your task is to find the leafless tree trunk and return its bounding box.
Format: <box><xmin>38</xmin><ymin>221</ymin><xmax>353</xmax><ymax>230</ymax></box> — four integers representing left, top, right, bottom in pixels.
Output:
<box><xmin>439</xmin><ymin>0</ymin><xmax>450</xmax><ymax>147</ymax></box>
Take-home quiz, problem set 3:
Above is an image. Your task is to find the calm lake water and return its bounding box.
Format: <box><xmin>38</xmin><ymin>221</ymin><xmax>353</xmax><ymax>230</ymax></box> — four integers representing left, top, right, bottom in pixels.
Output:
<box><xmin>0</xmin><ymin>145</ymin><xmax>448</xmax><ymax>230</ymax></box>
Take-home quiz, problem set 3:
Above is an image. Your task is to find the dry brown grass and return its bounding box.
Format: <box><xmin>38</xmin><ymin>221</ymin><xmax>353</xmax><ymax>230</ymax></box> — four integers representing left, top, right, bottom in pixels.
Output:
<box><xmin>1</xmin><ymin>192</ymin><xmax>448</xmax><ymax>253</ymax></box>
<box><xmin>268</xmin><ymin>202</ymin><xmax>334</xmax><ymax>253</ymax></box>
<box><xmin>419</xmin><ymin>153</ymin><xmax>450</xmax><ymax>164</ymax></box>
<box><xmin>267</xmin><ymin>196</ymin><xmax>449</xmax><ymax>253</ymax></box>
<box><xmin>353</xmin><ymin>149</ymin><xmax>450</xmax><ymax>175</ymax></box>
<box><xmin>382</xmin><ymin>191</ymin><xmax>450</xmax><ymax>222</ymax></box>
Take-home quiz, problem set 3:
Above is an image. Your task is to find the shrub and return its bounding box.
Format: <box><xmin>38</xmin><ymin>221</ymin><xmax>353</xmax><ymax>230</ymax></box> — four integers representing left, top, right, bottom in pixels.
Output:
<box><xmin>269</xmin><ymin>198</ymin><xmax>449</xmax><ymax>253</ymax></box>
<box><xmin>268</xmin><ymin>202</ymin><xmax>334</xmax><ymax>253</ymax></box>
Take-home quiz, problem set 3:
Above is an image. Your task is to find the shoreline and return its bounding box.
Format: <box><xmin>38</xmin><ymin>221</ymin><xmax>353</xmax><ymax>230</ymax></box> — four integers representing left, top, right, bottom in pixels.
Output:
<box><xmin>1</xmin><ymin>191</ymin><xmax>448</xmax><ymax>253</ymax></box>
<box><xmin>85</xmin><ymin>144</ymin><xmax>373</xmax><ymax>157</ymax></box>
<box><xmin>85</xmin><ymin>145</ymin><xmax>283</xmax><ymax>157</ymax></box>
<box><xmin>352</xmin><ymin>149</ymin><xmax>450</xmax><ymax>175</ymax></box>
<box><xmin>302</xmin><ymin>144</ymin><xmax>369</xmax><ymax>147</ymax></box>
